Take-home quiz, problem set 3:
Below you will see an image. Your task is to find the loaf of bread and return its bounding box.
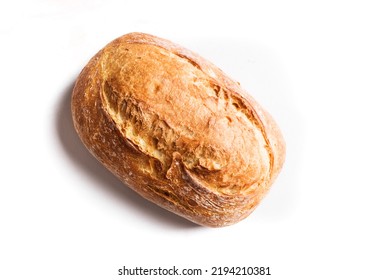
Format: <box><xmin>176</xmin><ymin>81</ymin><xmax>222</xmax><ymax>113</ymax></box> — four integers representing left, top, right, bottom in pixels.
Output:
<box><xmin>71</xmin><ymin>32</ymin><xmax>285</xmax><ymax>227</ymax></box>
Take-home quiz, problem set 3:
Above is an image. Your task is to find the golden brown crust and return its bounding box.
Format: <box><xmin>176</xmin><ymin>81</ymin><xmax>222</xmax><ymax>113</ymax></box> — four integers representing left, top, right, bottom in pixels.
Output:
<box><xmin>71</xmin><ymin>32</ymin><xmax>285</xmax><ymax>227</ymax></box>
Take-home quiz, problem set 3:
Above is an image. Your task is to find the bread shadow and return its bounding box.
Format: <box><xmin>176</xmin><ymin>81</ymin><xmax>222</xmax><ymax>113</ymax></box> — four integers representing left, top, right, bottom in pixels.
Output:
<box><xmin>55</xmin><ymin>79</ymin><xmax>198</xmax><ymax>229</ymax></box>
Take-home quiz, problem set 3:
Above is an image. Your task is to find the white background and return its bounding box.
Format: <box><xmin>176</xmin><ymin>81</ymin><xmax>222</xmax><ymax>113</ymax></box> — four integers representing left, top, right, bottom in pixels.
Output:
<box><xmin>1</xmin><ymin>1</ymin><xmax>388</xmax><ymax>279</ymax></box>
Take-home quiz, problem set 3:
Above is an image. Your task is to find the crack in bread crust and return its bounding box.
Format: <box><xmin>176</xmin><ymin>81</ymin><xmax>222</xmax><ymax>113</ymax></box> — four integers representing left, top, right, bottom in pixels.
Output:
<box><xmin>99</xmin><ymin>43</ymin><xmax>272</xmax><ymax>195</ymax></box>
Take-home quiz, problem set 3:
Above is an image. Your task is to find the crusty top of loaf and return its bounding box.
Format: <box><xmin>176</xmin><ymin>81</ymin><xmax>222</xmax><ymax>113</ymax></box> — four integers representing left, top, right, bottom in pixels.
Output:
<box><xmin>72</xmin><ymin>33</ymin><xmax>285</xmax><ymax>226</ymax></box>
